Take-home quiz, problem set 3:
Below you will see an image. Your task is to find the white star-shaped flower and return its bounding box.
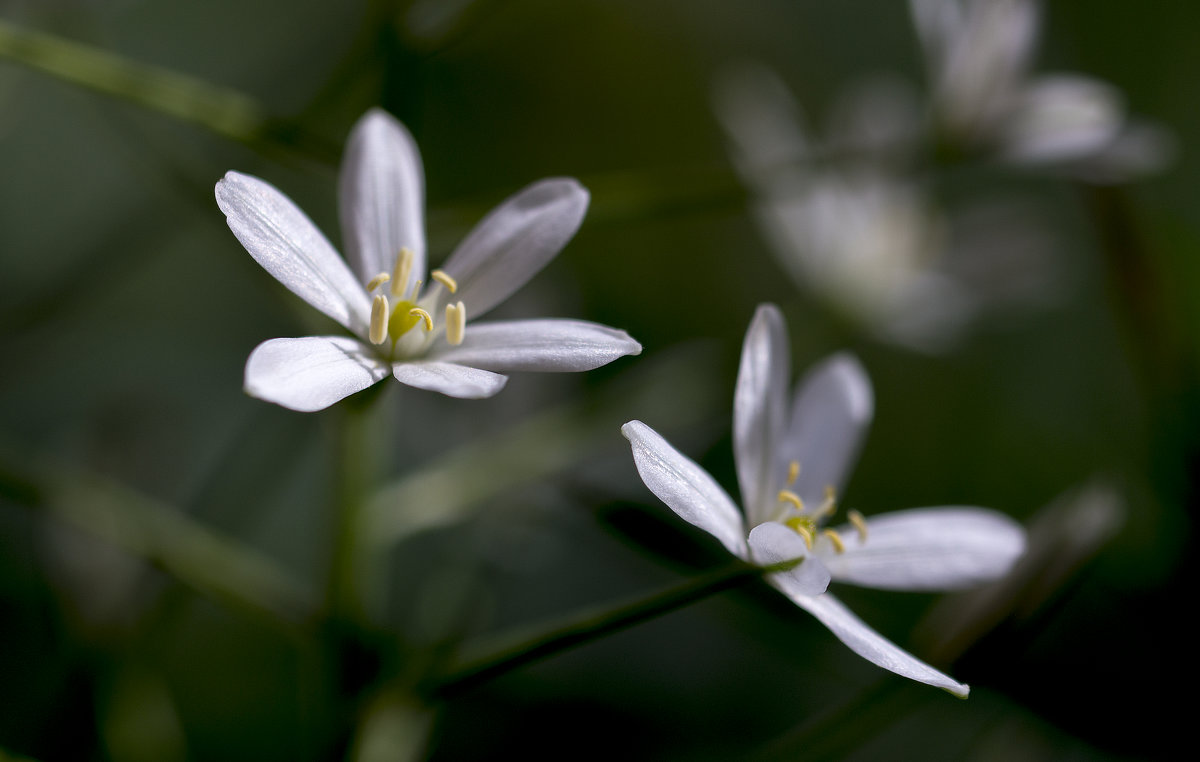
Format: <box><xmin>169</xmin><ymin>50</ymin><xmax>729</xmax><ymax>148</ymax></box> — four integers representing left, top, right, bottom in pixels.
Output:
<box><xmin>215</xmin><ymin>109</ymin><xmax>641</xmax><ymax>412</ymax></box>
<box><xmin>622</xmin><ymin>304</ymin><xmax>1025</xmax><ymax>696</ymax></box>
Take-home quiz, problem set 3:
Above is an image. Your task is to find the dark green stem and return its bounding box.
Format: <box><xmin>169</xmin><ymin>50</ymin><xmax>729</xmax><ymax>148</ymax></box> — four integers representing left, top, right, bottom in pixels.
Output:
<box><xmin>428</xmin><ymin>557</ymin><xmax>802</xmax><ymax>698</ymax></box>
<box><xmin>0</xmin><ymin>440</ymin><xmax>315</xmax><ymax>630</ymax></box>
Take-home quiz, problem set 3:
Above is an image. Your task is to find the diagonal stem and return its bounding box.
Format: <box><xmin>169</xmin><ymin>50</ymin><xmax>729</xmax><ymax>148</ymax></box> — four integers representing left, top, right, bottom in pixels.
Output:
<box><xmin>0</xmin><ymin>439</ymin><xmax>315</xmax><ymax>630</ymax></box>
<box><xmin>428</xmin><ymin>556</ymin><xmax>802</xmax><ymax>698</ymax></box>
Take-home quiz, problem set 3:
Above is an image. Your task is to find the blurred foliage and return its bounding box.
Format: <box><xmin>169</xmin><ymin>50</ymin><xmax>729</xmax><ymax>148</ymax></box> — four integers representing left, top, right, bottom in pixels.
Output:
<box><xmin>1</xmin><ymin>0</ymin><xmax>1196</xmax><ymax>760</ymax></box>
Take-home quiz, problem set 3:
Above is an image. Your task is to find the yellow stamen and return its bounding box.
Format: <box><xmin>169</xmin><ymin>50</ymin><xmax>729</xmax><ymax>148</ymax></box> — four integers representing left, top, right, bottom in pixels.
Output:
<box><xmin>445</xmin><ymin>301</ymin><xmax>466</xmax><ymax>346</ymax></box>
<box><xmin>431</xmin><ymin>269</ymin><xmax>458</xmax><ymax>294</ymax></box>
<box><xmin>369</xmin><ymin>295</ymin><xmax>390</xmax><ymax>345</ymax></box>
<box><xmin>822</xmin><ymin>528</ymin><xmax>846</xmax><ymax>554</ymax></box>
<box><xmin>785</xmin><ymin>518</ymin><xmax>814</xmax><ymax>549</ymax></box>
<box><xmin>390</xmin><ymin>248</ymin><xmax>415</xmax><ymax>296</ymax></box>
<box><xmin>408</xmin><ymin>307</ymin><xmax>434</xmax><ymax>332</ymax></box>
<box><xmin>777</xmin><ymin>489</ymin><xmax>805</xmax><ymax>511</ymax></box>
<box><xmin>786</xmin><ymin>460</ymin><xmax>800</xmax><ymax>486</ymax></box>
<box><xmin>812</xmin><ymin>484</ymin><xmax>837</xmax><ymax>519</ymax></box>
<box><xmin>366</xmin><ymin>272</ymin><xmax>390</xmax><ymax>292</ymax></box>
<box><xmin>408</xmin><ymin>279</ymin><xmax>423</xmax><ymax>301</ymax></box>
<box><xmin>847</xmin><ymin>509</ymin><xmax>868</xmax><ymax>543</ymax></box>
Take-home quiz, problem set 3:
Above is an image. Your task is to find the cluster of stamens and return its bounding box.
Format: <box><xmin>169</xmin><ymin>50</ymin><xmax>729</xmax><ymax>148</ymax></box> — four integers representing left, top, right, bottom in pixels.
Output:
<box><xmin>366</xmin><ymin>247</ymin><xmax>467</xmax><ymax>350</ymax></box>
<box><xmin>775</xmin><ymin>460</ymin><xmax>868</xmax><ymax>554</ymax></box>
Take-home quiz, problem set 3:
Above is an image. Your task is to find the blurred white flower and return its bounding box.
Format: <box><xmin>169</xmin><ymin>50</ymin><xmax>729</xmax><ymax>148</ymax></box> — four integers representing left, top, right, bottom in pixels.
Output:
<box><xmin>910</xmin><ymin>0</ymin><xmax>1172</xmax><ymax>179</ymax></box>
<box><xmin>216</xmin><ymin>109</ymin><xmax>640</xmax><ymax>412</ymax></box>
<box><xmin>622</xmin><ymin>305</ymin><xmax>1026</xmax><ymax>696</ymax></box>
<box><xmin>715</xmin><ymin>66</ymin><xmax>1053</xmax><ymax>352</ymax></box>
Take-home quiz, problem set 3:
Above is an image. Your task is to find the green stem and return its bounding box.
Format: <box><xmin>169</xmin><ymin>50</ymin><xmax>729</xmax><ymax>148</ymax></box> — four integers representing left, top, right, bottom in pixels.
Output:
<box><xmin>0</xmin><ymin>18</ymin><xmax>268</xmax><ymax>143</ymax></box>
<box><xmin>428</xmin><ymin>557</ymin><xmax>802</xmax><ymax>698</ymax></box>
<box><xmin>0</xmin><ymin>440</ymin><xmax>315</xmax><ymax>630</ymax></box>
<box><xmin>326</xmin><ymin>386</ymin><xmax>389</xmax><ymax>625</ymax></box>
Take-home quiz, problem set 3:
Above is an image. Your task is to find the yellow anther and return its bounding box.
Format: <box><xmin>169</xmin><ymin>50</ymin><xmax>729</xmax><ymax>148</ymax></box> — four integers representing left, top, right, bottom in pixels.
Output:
<box><xmin>431</xmin><ymin>269</ymin><xmax>458</xmax><ymax>294</ymax></box>
<box><xmin>786</xmin><ymin>460</ymin><xmax>800</xmax><ymax>486</ymax></box>
<box><xmin>445</xmin><ymin>301</ymin><xmax>466</xmax><ymax>346</ymax></box>
<box><xmin>369</xmin><ymin>295</ymin><xmax>390</xmax><ymax>345</ymax></box>
<box><xmin>777</xmin><ymin>489</ymin><xmax>805</xmax><ymax>511</ymax></box>
<box><xmin>366</xmin><ymin>272</ymin><xmax>391</xmax><ymax>292</ymax></box>
<box><xmin>822</xmin><ymin>528</ymin><xmax>846</xmax><ymax>554</ymax></box>
<box><xmin>408</xmin><ymin>307</ymin><xmax>434</xmax><ymax>332</ymax></box>
<box><xmin>785</xmin><ymin>517</ymin><xmax>814</xmax><ymax>549</ymax></box>
<box><xmin>390</xmin><ymin>248</ymin><xmax>415</xmax><ymax>296</ymax></box>
<box><xmin>847</xmin><ymin>509</ymin><xmax>868</xmax><ymax>543</ymax></box>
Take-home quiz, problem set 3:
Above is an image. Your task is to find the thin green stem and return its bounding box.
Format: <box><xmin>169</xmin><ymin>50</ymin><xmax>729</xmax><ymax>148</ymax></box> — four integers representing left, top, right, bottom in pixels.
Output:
<box><xmin>428</xmin><ymin>557</ymin><xmax>803</xmax><ymax>698</ymax></box>
<box><xmin>0</xmin><ymin>440</ymin><xmax>315</xmax><ymax>630</ymax></box>
<box><xmin>326</xmin><ymin>385</ymin><xmax>390</xmax><ymax>626</ymax></box>
<box><xmin>0</xmin><ymin>18</ymin><xmax>267</xmax><ymax>142</ymax></box>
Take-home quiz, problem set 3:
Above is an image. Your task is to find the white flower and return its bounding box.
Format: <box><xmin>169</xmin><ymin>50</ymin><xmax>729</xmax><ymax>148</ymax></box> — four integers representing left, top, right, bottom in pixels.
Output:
<box><xmin>911</xmin><ymin>0</ymin><xmax>1171</xmax><ymax>178</ymax></box>
<box><xmin>215</xmin><ymin>109</ymin><xmax>641</xmax><ymax>412</ymax></box>
<box><xmin>622</xmin><ymin>304</ymin><xmax>1026</xmax><ymax>696</ymax></box>
<box><xmin>714</xmin><ymin>65</ymin><xmax>1033</xmax><ymax>353</ymax></box>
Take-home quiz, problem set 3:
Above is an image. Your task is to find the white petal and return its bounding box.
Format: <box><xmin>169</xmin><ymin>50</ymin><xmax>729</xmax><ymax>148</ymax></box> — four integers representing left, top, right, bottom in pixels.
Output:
<box><xmin>621</xmin><ymin>421</ymin><xmax>747</xmax><ymax>559</ymax></box>
<box><xmin>439</xmin><ymin>178</ymin><xmax>588</xmax><ymax>319</ymax></box>
<box><xmin>733</xmin><ymin>304</ymin><xmax>791</xmax><ymax>526</ymax></box>
<box><xmin>244</xmin><ymin>336</ymin><xmax>390</xmax><ymax>412</ymax></box>
<box><xmin>747</xmin><ymin>522</ymin><xmax>830</xmax><ymax>596</ymax></box>
<box><xmin>823</xmin><ymin>508</ymin><xmax>1027</xmax><ymax>591</ymax></box>
<box><xmin>781</xmin><ymin>353</ymin><xmax>874</xmax><ymax>505</ymax></box>
<box><xmin>425</xmin><ymin>319</ymin><xmax>641</xmax><ymax>372</ymax></box>
<box><xmin>338</xmin><ymin>109</ymin><xmax>426</xmax><ymax>287</ymax></box>
<box><xmin>1001</xmin><ymin>75</ymin><xmax>1124</xmax><ymax>164</ymax></box>
<box><xmin>392</xmin><ymin>361</ymin><xmax>508</xmax><ymax>399</ymax></box>
<box><xmin>216</xmin><ymin>171</ymin><xmax>371</xmax><ymax>337</ymax></box>
<box><xmin>795</xmin><ymin>592</ymin><xmax>969</xmax><ymax>697</ymax></box>
<box><xmin>937</xmin><ymin>0</ymin><xmax>1039</xmax><ymax>128</ymax></box>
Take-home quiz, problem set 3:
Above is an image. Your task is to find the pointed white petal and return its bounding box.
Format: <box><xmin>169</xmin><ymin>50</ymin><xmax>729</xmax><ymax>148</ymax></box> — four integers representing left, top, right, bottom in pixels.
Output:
<box><xmin>621</xmin><ymin>421</ymin><xmax>747</xmax><ymax>559</ymax></box>
<box><xmin>823</xmin><ymin>507</ymin><xmax>1026</xmax><ymax>591</ymax></box>
<box><xmin>439</xmin><ymin>178</ymin><xmax>588</xmax><ymax>319</ymax></box>
<box><xmin>734</xmin><ymin>304</ymin><xmax>791</xmax><ymax>526</ymax></box>
<box><xmin>1001</xmin><ymin>75</ymin><xmax>1124</xmax><ymax>164</ymax></box>
<box><xmin>392</xmin><ymin>361</ymin><xmax>507</xmax><ymax>399</ymax></box>
<box><xmin>338</xmin><ymin>109</ymin><xmax>426</xmax><ymax>287</ymax></box>
<box><xmin>425</xmin><ymin>319</ymin><xmax>641</xmax><ymax>372</ymax></box>
<box><xmin>794</xmin><ymin>592</ymin><xmax>970</xmax><ymax>697</ymax></box>
<box><xmin>781</xmin><ymin>353</ymin><xmax>874</xmax><ymax>505</ymax></box>
<box><xmin>216</xmin><ymin>171</ymin><xmax>371</xmax><ymax>337</ymax></box>
<box><xmin>748</xmin><ymin>522</ymin><xmax>830</xmax><ymax>596</ymax></box>
<box><xmin>938</xmin><ymin>0</ymin><xmax>1039</xmax><ymax>127</ymax></box>
<box><xmin>243</xmin><ymin>336</ymin><xmax>390</xmax><ymax>412</ymax></box>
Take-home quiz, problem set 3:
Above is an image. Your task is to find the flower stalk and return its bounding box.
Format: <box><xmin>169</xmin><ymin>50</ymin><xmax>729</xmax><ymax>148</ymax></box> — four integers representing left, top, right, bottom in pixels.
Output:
<box><xmin>428</xmin><ymin>556</ymin><xmax>804</xmax><ymax>698</ymax></box>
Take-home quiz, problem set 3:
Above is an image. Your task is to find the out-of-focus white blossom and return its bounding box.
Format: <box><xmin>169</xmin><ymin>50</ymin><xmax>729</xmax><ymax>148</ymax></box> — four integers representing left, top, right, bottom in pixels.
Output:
<box><xmin>714</xmin><ymin>65</ymin><xmax>1052</xmax><ymax>352</ymax></box>
<box><xmin>910</xmin><ymin>0</ymin><xmax>1172</xmax><ymax>180</ymax></box>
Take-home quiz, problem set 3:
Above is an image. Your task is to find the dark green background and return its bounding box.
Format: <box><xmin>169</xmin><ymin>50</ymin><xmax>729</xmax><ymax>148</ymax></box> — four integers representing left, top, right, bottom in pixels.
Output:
<box><xmin>1</xmin><ymin>1</ymin><xmax>1194</xmax><ymax>759</ymax></box>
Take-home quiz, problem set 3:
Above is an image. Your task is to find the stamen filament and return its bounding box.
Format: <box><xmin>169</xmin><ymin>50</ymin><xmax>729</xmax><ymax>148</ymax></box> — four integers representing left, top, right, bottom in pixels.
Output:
<box><xmin>847</xmin><ymin>509</ymin><xmax>868</xmax><ymax>543</ymax></box>
<box><xmin>786</xmin><ymin>460</ymin><xmax>800</xmax><ymax>486</ymax></box>
<box><xmin>821</xmin><ymin>529</ymin><xmax>846</xmax><ymax>554</ymax></box>
<box><xmin>777</xmin><ymin>490</ymin><xmax>805</xmax><ymax>511</ymax></box>
<box><xmin>390</xmin><ymin>247</ymin><xmax>415</xmax><ymax>297</ymax></box>
<box><xmin>431</xmin><ymin>269</ymin><xmax>458</xmax><ymax>293</ymax></box>
<box><xmin>369</xmin><ymin>295</ymin><xmax>390</xmax><ymax>345</ymax></box>
<box><xmin>408</xmin><ymin>279</ymin><xmax>423</xmax><ymax>301</ymax></box>
<box><xmin>408</xmin><ymin>307</ymin><xmax>434</xmax><ymax>332</ymax></box>
<box><xmin>813</xmin><ymin>484</ymin><xmax>837</xmax><ymax>519</ymax></box>
<box><xmin>445</xmin><ymin>301</ymin><xmax>466</xmax><ymax>346</ymax></box>
<box><xmin>366</xmin><ymin>272</ymin><xmax>390</xmax><ymax>292</ymax></box>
